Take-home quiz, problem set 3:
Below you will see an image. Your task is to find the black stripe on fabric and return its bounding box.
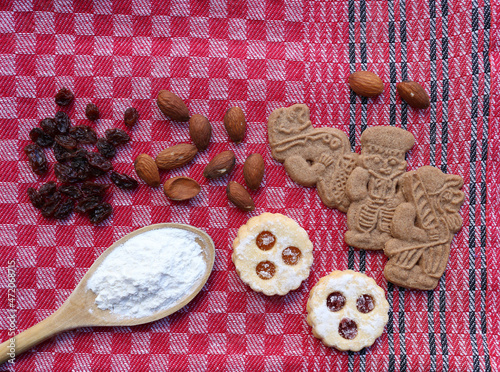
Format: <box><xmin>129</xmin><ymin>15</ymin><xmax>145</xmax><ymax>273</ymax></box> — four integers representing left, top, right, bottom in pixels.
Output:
<box><xmin>480</xmin><ymin>2</ymin><xmax>492</xmax><ymax>370</ymax></box>
<box><xmin>347</xmin><ymin>1</ymin><xmax>356</xmax><ymax>370</ymax></box>
<box><xmin>347</xmin><ymin>0</ymin><xmax>356</xmax><ymax>277</ymax></box>
<box><xmin>468</xmin><ymin>0</ymin><xmax>481</xmax><ymax>368</ymax></box>
<box><xmin>387</xmin><ymin>0</ymin><xmax>397</xmax><ymax>370</ymax></box>
<box><xmin>358</xmin><ymin>0</ymin><xmax>367</xmax><ymax>368</ymax></box>
<box><xmin>438</xmin><ymin>0</ymin><xmax>450</xmax><ymax>369</ymax></box>
<box><xmin>398</xmin><ymin>1</ymin><xmax>408</xmax><ymax>369</ymax></box>
<box><xmin>427</xmin><ymin>0</ymin><xmax>438</xmax><ymax>370</ymax></box>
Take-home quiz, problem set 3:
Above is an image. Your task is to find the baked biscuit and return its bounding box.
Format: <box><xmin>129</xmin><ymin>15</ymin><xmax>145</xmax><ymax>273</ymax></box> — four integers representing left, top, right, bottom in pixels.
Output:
<box><xmin>307</xmin><ymin>270</ymin><xmax>389</xmax><ymax>351</ymax></box>
<box><xmin>232</xmin><ymin>213</ymin><xmax>314</xmax><ymax>296</ymax></box>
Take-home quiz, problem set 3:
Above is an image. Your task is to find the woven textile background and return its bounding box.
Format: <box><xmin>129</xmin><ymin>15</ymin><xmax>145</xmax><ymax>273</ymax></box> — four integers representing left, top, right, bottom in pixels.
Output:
<box><xmin>0</xmin><ymin>0</ymin><xmax>497</xmax><ymax>371</ymax></box>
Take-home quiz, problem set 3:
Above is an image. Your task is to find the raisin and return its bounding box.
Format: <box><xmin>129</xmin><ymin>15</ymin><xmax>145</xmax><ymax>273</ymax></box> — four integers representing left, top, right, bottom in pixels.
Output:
<box><xmin>55</xmin><ymin>163</ymin><xmax>81</xmax><ymax>183</ymax></box>
<box><xmin>105</xmin><ymin>129</ymin><xmax>130</xmax><ymax>146</ymax></box>
<box><xmin>69</xmin><ymin>125</ymin><xmax>97</xmax><ymax>144</ymax></box>
<box><xmin>96</xmin><ymin>138</ymin><xmax>116</xmax><ymax>158</ymax></box>
<box><xmin>55</xmin><ymin>87</ymin><xmax>74</xmax><ymax>106</ymax></box>
<box><xmin>87</xmin><ymin>152</ymin><xmax>112</xmax><ymax>173</ymax></box>
<box><xmin>53</xmin><ymin>143</ymin><xmax>74</xmax><ymax>162</ymax></box>
<box><xmin>38</xmin><ymin>181</ymin><xmax>57</xmax><ymax>197</ymax></box>
<box><xmin>24</xmin><ymin>144</ymin><xmax>48</xmax><ymax>175</ymax></box>
<box><xmin>55</xmin><ymin>135</ymin><xmax>78</xmax><ymax>150</ymax></box>
<box><xmin>39</xmin><ymin>117</ymin><xmax>58</xmax><ymax>136</ymax></box>
<box><xmin>30</xmin><ymin>128</ymin><xmax>54</xmax><ymax>147</ymax></box>
<box><xmin>124</xmin><ymin>107</ymin><xmax>139</xmax><ymax>128</ymax></box>
<box><xmin>75</xmin><ymin>195</ymin><xmax>102</xmax><ymax>213</ymax></box>
<box><xmin>27</xmin><ymin>187</ymin><xmax>44</xmax><ymax>209</ymax></box>
<box><xmin>53</xmin><ymin>199</ymin><xmax>74</xmax><ymax>220</ymax></box>
<box><xmin>40</xmin><ymin>191</ymin><xmax>62</xmax><ymax>217</ymax></box>
<box><xmin>59</xmin><ymin>185</ymin><xmax>82</xmax><ymax>199</ymax></box>
<box><xmin>111</xmin><ymin>172</ymin><xmax>138</xmax><ymax>190</ymax></box>
<box><xmin>88</xmin><ymin>202</ymin><xmax>112</xmax><ymax>224</ymax></box>
<box><xmin>81</xmin><ymin>181</ymin><xmax>109</xmax><ymax>197</ymax></box>
<box><xmin>54</xmin><ymin>111</ymin><xmax>71</xmax><ymax>134</ymax></box>
<box><xmin>85</xmin><ymin>103</ymin><xmax>99</xmax><ymax>121</ymax></box>
<box><xmin>68</xmin><ymin>151</ymin><xmax>91</xmax><ymax>182</ymax></box>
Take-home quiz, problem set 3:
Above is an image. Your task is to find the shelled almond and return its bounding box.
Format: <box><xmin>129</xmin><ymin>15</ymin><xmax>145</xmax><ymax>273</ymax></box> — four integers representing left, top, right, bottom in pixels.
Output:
<box><xmin>243</xmin><ymin>153</ymin><xmax>265</xmax><ymax>190</ymax></box>
<box><xmin>156</xmin><ymin>90</ymin><xmax>190</xmax><ymax>122</ymax></box>
<box><xmin>134</xmin><ymin>154</ymin><xmax>160</xmax><ymax>187</ymax></box>
<box><xmin>224</xmin><ymin>107</ymin><xmax>246</xmax><ymax>143</ymax></box>
<box><xmin>227</xmin><ymin>181</ymin><xmax>255</xmax><ymax>211</ymax></box>
<box><xmin>163</xmin><ymin>176</ymin><xmax>201</xmax><ymax>201</ymax></box>
<box><xmin>203</xmin><ymin>150</ymin><xmax>236</xmax><ymax>179</ymax></box>
<box><xmin>155</xmin><ymin>144</ymin><xmax>197</xmax><ymax>170</ymax></box>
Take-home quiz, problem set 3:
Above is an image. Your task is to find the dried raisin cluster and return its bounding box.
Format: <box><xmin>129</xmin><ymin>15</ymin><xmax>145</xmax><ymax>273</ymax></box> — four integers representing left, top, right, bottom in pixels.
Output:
<box><xmin>24</xmin><ymin>89</ymin><xmax>139</xmax><ymax>224</ymax></box>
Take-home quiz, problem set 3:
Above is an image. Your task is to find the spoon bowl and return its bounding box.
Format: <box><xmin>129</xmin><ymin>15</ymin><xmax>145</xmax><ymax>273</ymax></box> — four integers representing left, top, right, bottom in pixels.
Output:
<box><xmin>0</xmin><ymin>223</ymin><xmax>215</xmax><ymax>365</ymax></box>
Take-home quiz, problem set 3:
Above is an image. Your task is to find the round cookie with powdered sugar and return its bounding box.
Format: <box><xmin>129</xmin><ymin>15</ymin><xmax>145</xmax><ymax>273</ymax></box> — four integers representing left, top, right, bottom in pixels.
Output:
<box><xmin>232</xmin><ymin>213</ymin><xmax>314</xmax><ymax>296</ymax></box>
<box><xmin>307</xmin><ymin>270</ymin><xmax>389</xmax><ymax>351</ymax></box>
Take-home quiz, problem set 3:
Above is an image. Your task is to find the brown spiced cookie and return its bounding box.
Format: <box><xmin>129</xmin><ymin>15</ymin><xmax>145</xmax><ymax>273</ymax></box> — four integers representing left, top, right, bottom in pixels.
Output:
<box><xmin>345</xmin><ymin>126</ymin><xmax>415</xmax><ymax>250</ymax></box>
<box><xmin>268</xmin><ymin>104</ymin><xmax>358</xmax><ymax>212</ymax></box>
<box><xmin>232</xmin><ymin>213</ymin><xmax>314</xmax><ymax>296</ymax></box>
<box><xmin>307</xmin><ymin>270</ymin><xmax>389</xmax><ymax>351</ymax></box>
<box><xmin>384</xmin><ymin>166</ymin><xmax>464</xmax><ymax>290</ymax></box>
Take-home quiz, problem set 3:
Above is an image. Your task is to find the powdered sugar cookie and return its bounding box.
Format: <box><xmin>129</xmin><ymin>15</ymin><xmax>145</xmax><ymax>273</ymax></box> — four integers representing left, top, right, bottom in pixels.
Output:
<box><xmin>307</xmin><ymin>270</ymin><xmax>389</xmax><ymax>351</ymax></box>
<box><xmin>232</xmin><ymin>213</ymin><xmax>314</xmax><ymax>296</ymax></box>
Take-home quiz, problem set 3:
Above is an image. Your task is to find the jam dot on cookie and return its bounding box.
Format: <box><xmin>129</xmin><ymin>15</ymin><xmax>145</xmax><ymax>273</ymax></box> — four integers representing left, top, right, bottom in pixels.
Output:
<box><xmin>282</xmin><ymin>246</ymin><xmax>301</xmax><ymax>265</ymax></box>
<box><xmin>256</xmin><ymin>231</ymin><xmax>276</xmax><ymax>251</ymax></box>
<box><xmin>256</xmin><ymin>261</ymin><xmax>276</xmax><ymax>280</ymax></box>
<box><xmin>338</xmin><ymin>318</ymin><xmax>358</xmax><ymax>340</ymax></box>
<box><xmin>356</xmin><ymin>294</ymin><xmax>375</xmax><ymax>314</ymax></box>
<box><xmin>326</xmin><ymin>291</ymin><xmax>346</xmax><ymax>312</ymax></box>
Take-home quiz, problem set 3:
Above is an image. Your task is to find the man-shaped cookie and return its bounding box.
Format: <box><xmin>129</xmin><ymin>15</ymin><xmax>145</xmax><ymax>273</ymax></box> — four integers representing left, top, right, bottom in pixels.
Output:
<box><xmin>384</xmin><ymin>166</ymin><xmax>464</xmax><ymax>290</ymax></box>
<box><xmin>268</xmin><ymin>104</ymin><xmax>358</xmax><ymax>212</ymax></box>
<box><xmin>345</xmin><ymin>126</ymin><xmax>415</xmax><ymax>250</ymax></box>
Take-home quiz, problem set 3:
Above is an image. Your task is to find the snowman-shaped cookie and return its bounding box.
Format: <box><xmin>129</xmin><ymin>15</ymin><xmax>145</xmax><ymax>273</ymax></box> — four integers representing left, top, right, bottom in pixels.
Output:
<box><xmin>232</xmin><ymin>213</ymin><xmax>314</xmax><ymax>296</ymax></box>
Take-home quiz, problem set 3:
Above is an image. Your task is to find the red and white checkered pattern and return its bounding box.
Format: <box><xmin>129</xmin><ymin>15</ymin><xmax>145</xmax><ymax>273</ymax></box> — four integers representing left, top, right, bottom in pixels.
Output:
<box><xmin>0</xmin><ymin>0</ymin><xmax>497</xmax><ymax>371</ymax></box>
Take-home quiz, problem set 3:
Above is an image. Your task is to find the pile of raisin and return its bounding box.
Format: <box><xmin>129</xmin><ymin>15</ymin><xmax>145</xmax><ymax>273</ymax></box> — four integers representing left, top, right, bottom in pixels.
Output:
<box><xmin>24</xmin><ymin>90</ymin><xmax>139</xmax><ymax>224</ymax></box>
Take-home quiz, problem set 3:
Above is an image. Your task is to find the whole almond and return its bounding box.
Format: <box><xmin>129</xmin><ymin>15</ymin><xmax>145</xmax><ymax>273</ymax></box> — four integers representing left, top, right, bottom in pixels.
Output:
<box><xmin>227</xmin><ymin>181</ymin><xmax>255</xmax><ymax>211</ymax></box>
<box><xmin>396</xmin><ymin>81</ymin><xmax>430</xmax><ymax>109</ymax></box>
<box><xmin>203</xmin><ymin>150</ymin><xmax>236</xmax><ymax>179</ymax></box>
<box><xmin>163</xmin><ymin>176</ymin><xmax>201</xmax><ymax>201</ymax></box>
<box><xmin>156</xmin><ymin>90</ymin><xmax>190</xmax><ymax>122</ymax></box>
<box><xmin>243</xmin><ymin>153</ymin><xmax>265</xmax><ymax>190</ymax></box>
<box><xmin>155</xmin><ymin>143</ymin><xmax>198</xmax><ymax>170</ymax></box>
<box><xmin>348</xmin><ymin>71</ymin><xmax>384</xmax><ymax>98</ymax></box>
<box><xmin>134</xmin><ymin>154</ymin><xmax>160</xmax><ymax>187</ymax></box>
<box><xmin>224</xmin><ymin>107</ymin><xmax>246</xmax><ymax>143</ymax></box>
<box><xmin>189</xmin><ymin>114</ymin><xmax>212</xmax><ymax>150</ymax></box>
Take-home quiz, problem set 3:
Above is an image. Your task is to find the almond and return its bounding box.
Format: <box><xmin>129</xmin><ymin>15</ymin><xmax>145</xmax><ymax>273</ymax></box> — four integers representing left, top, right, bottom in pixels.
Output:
<box><xmin>163</xmin><ymin>176</ymin><xmax>201</xmax><ymax>201</ymax></box>
<box><xmin>396</xmin><ymin>81</ymin><xmax>430</xmax><ymax>109</ymax></box>
<box><xmin>203</xmin><ymin>150</ymin><xmax>236</xmax><ymax>179</ymax></box>
<box><xmin>226</xmin><ymin>181</ymin><xmax>255</xmax><ymax>211</ymax></box>
<box><xmin>348</xmin><ymin>71</ymin><xmax>384</xmax><ymax>98</ymax></box>
<box><xmin>243</xmin><ymin>153</ymin><xmax>265</xmax><ymax>190</ymax></box>
<box><xmin>223</xmin><ymin>107</ymin><xmax>246</xmax><ymax>143</ymax></box>
<box><xmin>156</xmin><ymin>90</ymin><xmax>190</xmax><ymax>122</ymax></box>
<box><xmin>155</xmin><ymin>143</ymin><xmax>198</xmax><ymax>170</ymax></box>
<box><xmin>134</xmin><ymin>154</ymin><xmax>160</xmax><ymax>187</ymax></box>
<box><xmin>189</xmin><ymin>114</ymin><xmax>212</xmax><ymax>150</ymax></box>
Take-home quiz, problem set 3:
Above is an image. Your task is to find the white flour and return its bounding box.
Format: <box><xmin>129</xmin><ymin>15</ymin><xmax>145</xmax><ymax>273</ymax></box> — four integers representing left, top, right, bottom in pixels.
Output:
<box><xmin>87</xmin><ymin>227</ymin><xmax>206</xmax><ymax>318</ymax></box>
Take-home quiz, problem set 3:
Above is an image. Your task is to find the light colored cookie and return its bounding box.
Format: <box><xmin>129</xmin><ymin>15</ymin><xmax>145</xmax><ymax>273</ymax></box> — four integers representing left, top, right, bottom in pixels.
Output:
<box><xmin>232</xmin><ymin>213</ymin><xmax>314</xmax><ymax>296</ymax></box>
<box><xmin>306</xmin><ymin>270</ymin><xmax>389</xmax><ymax>351</ymax></box>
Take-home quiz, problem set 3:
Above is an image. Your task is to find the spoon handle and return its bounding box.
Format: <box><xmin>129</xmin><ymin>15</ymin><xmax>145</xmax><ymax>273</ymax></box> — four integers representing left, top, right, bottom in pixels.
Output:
<box><xmin>0</xmin><ymin>308</ymin><xmax>74</xmax><ymax>365</ymax></box>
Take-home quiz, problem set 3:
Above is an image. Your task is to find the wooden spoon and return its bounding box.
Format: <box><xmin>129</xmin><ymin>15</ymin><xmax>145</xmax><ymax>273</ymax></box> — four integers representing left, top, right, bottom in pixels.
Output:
<box><xmin>0</xmin><ymin>223</ymin><xmax>215</xmax><ymax>365</ymax></box>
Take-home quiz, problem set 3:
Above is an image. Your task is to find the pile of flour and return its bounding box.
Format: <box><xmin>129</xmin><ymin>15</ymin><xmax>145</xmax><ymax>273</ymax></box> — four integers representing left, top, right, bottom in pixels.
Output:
<box><xmin>87</xmin><ymin>227</ymin><xmax>206</xmax><ymax>318</ymax></box>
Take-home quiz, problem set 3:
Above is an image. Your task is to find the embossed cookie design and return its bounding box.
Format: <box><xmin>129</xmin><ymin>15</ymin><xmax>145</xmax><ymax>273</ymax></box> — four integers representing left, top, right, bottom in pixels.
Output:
<box><xmin>307</xmin><ymin>270</ymin><xmax>389</xmax><ymax>351</ymax></box>
<box><xmin>268</xmin><ymin>104</ymin><xmax>358</xmax><ymax>212</ymax></box>
<box><xmin>384</xmin><ymin>166</ymin><xmax>464</xmax><ymax>290</ymax></box>
<box><xmin>232</xmin><ymin>213</ymin><xmax>314</xmax><ymax>296</ymax></box>
<box><xmin>345</xmin><ymin>126</ymin><xmax>415</xmax><ymax>250</ymax></box>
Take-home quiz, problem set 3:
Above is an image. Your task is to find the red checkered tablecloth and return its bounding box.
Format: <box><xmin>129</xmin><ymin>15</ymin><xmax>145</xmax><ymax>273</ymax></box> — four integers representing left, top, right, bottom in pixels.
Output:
<box><xmin>0</xmin><ymin>0</ymin><xmax>498</xmax><ymax>371</ymax></box>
